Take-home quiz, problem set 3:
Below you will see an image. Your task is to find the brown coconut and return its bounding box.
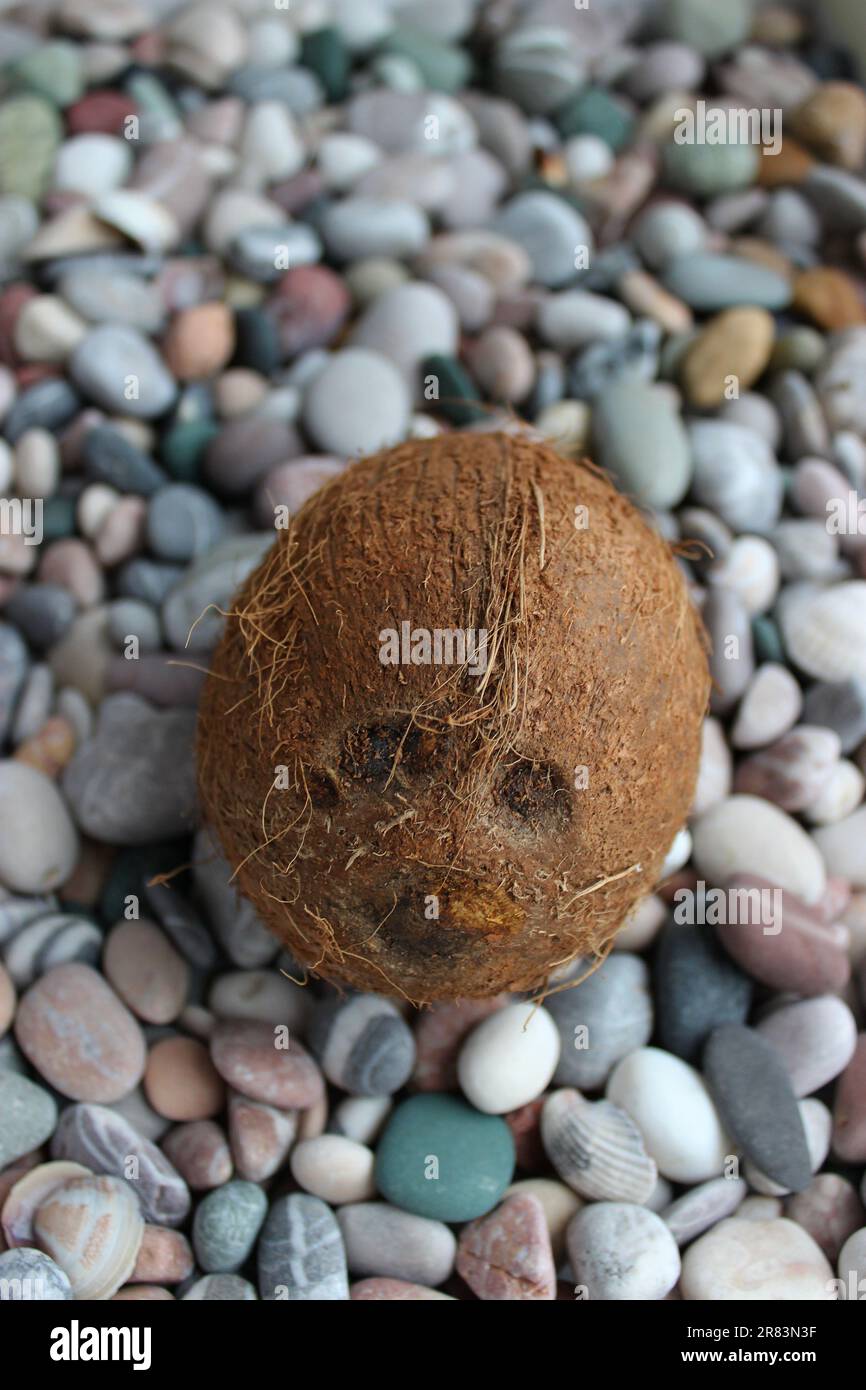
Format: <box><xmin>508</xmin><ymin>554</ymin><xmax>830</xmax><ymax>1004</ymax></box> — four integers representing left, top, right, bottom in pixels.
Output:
<box><xmin>197</xmin><ymin>433</ymin><xmax>709</xmax><ymax>1003</ymax></box>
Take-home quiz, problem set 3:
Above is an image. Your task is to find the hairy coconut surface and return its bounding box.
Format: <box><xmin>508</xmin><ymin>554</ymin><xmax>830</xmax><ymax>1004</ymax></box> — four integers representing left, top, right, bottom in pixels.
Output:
<box><xmin>197</xmin><ymin>433</ymin><xmax>709</xmax><ymax>1003</ymax></box>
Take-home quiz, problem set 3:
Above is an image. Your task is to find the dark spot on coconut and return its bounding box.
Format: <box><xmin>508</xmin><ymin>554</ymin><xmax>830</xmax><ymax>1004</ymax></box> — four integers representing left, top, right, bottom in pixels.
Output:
<box><xmin>500</xmin><ymin>760</ymin><xmax>572</xmax><ymax>831</ymax></box>
<box><xmin>341</xmin><ymin>720</ymin><xmax>408</xmax><ymax>782</ymax></box>
<box><xmin>304</xmin><ymin>767</ymin><xmax>339</xmax><ymax>808</ymax></box>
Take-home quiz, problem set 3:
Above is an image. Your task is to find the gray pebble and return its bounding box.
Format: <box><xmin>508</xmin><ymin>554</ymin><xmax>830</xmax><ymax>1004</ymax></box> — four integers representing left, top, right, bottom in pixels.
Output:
<box><xmin>689</xmin><ymin>421</ymin><xmax>784</xmax><ymax>533</ymax></box>
<box><xmin>4</xmin><ymin>584</ymin><xmax>77</xmax><ymax>650</ymax></box>
<box><xmin>193</xmin><ymin>1180</ymin><xmax>268</xmax><ymax>1273</ymax></box>
<box><xmin>662</xmin><ymin>1177</ymin><xmax>748</xmax><ymax>1246</ymax></box>
<box><xmin>192</xmin><ymin>826</ymin><xmax>277</xmax><ymax>969</ymax></box>
<box><xmin>310</xmin><ymin>994</ymin><xmax>416</xmax><ymax>1096</ymax></box>
<box><xmin>320</xmin><ymin>196</ymin><xmax>429</xmax><ymax>262</ymax></box>
<box><xmin>337</xmin><ymin>1201</ymin><xmax>456</xmax><ymax>1286</ymax></box>
<box><xmin>492</xmin><ymin>191</ymin><xmax>593</xmax><ymax>288</ymax></box>
<box><xmin>11</xmin><ymin>663</ymin><xmax>53</xmax><ymax>745</ymax></box>
<box><xmin>162</xmin><ymin>533</ymin><xmax>273</xmax><ymax>653</ymax></box>
<box><xmin>146</xmin><ymin>483</ymin><xmax>226</xmax><ymax>563</ymax></box>
<box><xmin>229</xmin><ymin>223</ymin><xmax>321</xmax><ymax>281</ymax></box>
<box><xmin>705</xmin><ymin>587</ymin><xmax>754</xmax><ymax>714</ymax></box>
<box><xmin>144</xmin><ymin>879</ymin><xmax>219</xmax><ymax>972</ymax></box>
<box><xmin>0</xmin><ymin>622</ymin><xmax>29</xmax><ymax>744</ymax></box>
<box><xmin>805</xmin><ymin>165</ymin><xmax>866</xmax><ymax>232</ymax></box>
<box><xmin>548</xmin><ymin>954</ymin><xmax>653</xmax><ymax>1090</ymax></box>
<box><xmin>3</xmin><ymin>379</ymin><xmax>79</xmax><ymax>444</ymax></box>
<box><xmin>229</xmin><ymin>65</ymin><xmax>324</xmax><ymax>114</ymax></box>
<box><xmin>571</xmin><ymin>320</ymin><xmax>661</xmax><ymax>399</ymax></box>
<box><xmin>662</xmin><ymin>254</ymin><xmax>791</xmax><ymax>312</ymax></box>
<box><xmin>770</xmin><ymin>371</ymin><xmax>830</xmax><ymax>461</ymax></box>
<box><xmin>755</xmin><ymin>996</ymin><xmax>858</xmax><ymax>1098</ymax></box>
<box><xmin>258</xmin><ymin>1193</ymin><xmax>349</xmax><ymax>1301</ymax></box>
<box><xmin>803</xmin><ymin>679</ymin><xmax>866</xmax><ymax>754</ymax></box>
<box><xmin>183</xmin><ymin>1273</ymin><xmax>258</xmax><ymax>1300</ymax></box>
<box><xmin>106</xmin><ymin>598</ymin><xmax>162</xmax><ymax>655</ymax></box>
<box><xmin>0</xmin><ymin>1247</ymin><xmax>72</xmax><ymax>1300</ymax></box>
<box><xmin>62</xmin><ymin>692</ymin><xmax>197</xmax><ymax>845</ymax></box>
<box><xmin>83</xmin><ymin>425</ymin><xmax>168</xmax><ymax>497</ymax></box>
<box><xmin>0</xmin><ymin>1071</ymin><xmax>58</xmax><ymax>1167</ymax></box>
<box><xmin>71</xmin><ymin>325</ymin><xmax>178</xmax><ymax>418</ymax></box>
<box><xmin>117</xmin><ymin>558</ymin><xmax>186</xmax><ymax>607</ymax></box>
<box><xmin>593</xmin><ymin>379</ymin><xmax>692</xmax><ymax>509</ymax></box>
<box><xmin>60</xmin><ymin>269</ymin><xmax>166</xmax><ymax>333</ymax></box>
<box><xmin>51</xmin><ymin>1101</ymin><xmax>190</xmax><ymax>1225</ymax></box>
<box><xmin>3</xmin><ymin>911</ymin><xmax>101</xmax><ymax>987</ymax></box>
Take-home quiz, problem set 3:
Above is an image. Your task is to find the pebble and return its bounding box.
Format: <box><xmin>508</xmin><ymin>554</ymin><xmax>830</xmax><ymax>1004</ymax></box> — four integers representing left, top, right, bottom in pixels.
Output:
<box><xmin>0</xmin><ymin>1072</ymin><xmax>57</xmax><ymax>1168</ymax></box>
<box><xmin>302</xmin><ymin>347</ymin><xmax>409</xmax><ymax>455</ymax></box>
<box><xmin>192</xmin><ymin>1180</ymin><xmax>267</xmax><ymax>1273</ymax></box>
<box><xmin>680</xmin><ymin>1218</ymin><xmax>835</xmax><ymax>1300</ymax></box>
<box><xmin>102</xmin><ymin>919</ymin><xmax>188</xmax><ymax>1024</ymax></box>
<box><xmin>633</xmin><ymin>202</ymin><xmax>706</xmax><ymax>270</ymax></box>
<box><xmin>664</xmin><ymin>139</ymin><xmax>759</xmax><ymax>198</ymax></box>
<box><xmin>756</xmin><ymin>996</ymin><xmax>858</xmax><ymax>1097</ymax></box>
<box><xmin>208</xmin><ymin>969</ymin><xmax>310</xmax><ymax>1034</ymax></box>
<box><xmin>787</xmin><ymin>1174</ymin><xmax>865</xmax><ymax>1263</ymax></box>
<box><xmin>183</xmin><ymin>1273</ymin><xmax>257</xmax><ymax>1301</ymax></box>
<box><xmin>719</xmin><ymin>875</ymin><xmax>851</xmax><ymax>996</ymax></box>
<box><xmin>291</xmin><ymin>1136</ymin><xmax>375</xmax><ymax>1206</ymax></box>
<box><xmin>351</xmin><ymin>280</ymin><xmax>458</xmax><ymax>394</ymax></box>
<box><xmin>607</xmin><ymin>1047</ymin><xmax>729</xmax><ymax>1184</ymax></box>
<box><xmin>375</xmin><ymin>1094</ymin><xmax>514</xmax><ymax>1222</ymax></box>
<box><xmin>62</xmin><ymin>693</ymin><xmax>197</xmax><ymax>844</ymax></box>
<box><xmin>258</xmin><ymin>1193</ymin><xmax>349</xmax><ymax>1301</ymax></box>
<box><xmin>209</xmin><ymin>1018</ymin><xmax>324</xmax><ymax>1110</ymax></box>
<box><xmin>567</xmin><ymin>1202</ymin><xmax>681</xmax><ymax>1301</ymax></box>
<box><xmin>838</xmin><ymin>1229</ymin><xmax>866</xmax><ymax>1299</ymax></box>
<box><xmin>547</xmin><ymin>954</ymin><xmax>653</xmax><ymax>1089</ymax></box>
<box><xmin>832</xmin><ymin>1035</ymin><xmax>866</xmax><ymax>1163</ymax></box>
<box><xmin>309</xmin><ymin>995</ymin><xmax>415</xmax><ymax>1097</ymax></box>
<box><xmin>456</xmin><ymin>1002</ymin><xmax>559</xmax><ymax>1115</ymax></box>
<box><xmin>15</xmin><ymin>963</ymin><xmax>145</xmax><ymax>1102</ymax></box>
<box><xmin>813</xmin><ymin>804</ymin><xmax>866</xmax><ymax>886</ymax></box>
<box><xmin>52</xmin><ymin>1101</ymin><xmax>190</xmax><ymax>1225</ymax></box>
<box><xmin>161</xmin><ymin>1120</ymin><xmax>233</xmax><ymax>1191</ymax></box>
<box><xmin>803</xmin><ymin>679</ymin><xmax>866</xmax><ymax>755</ymax></box>
<box><xmin>682</xmin><ymin>308</ymin><xmax>774</xmax><ymax>409</ymax></box>
<box><xmin>704</xmin><ymin>1024</ymin><xmax>812</xmax><ymax>1192</ymax></box>
<box><xmin>492</xmin><ymin>192</ymin><xmax>593</xmax><ymax>289</ymax></box>
<box><xmin>663</xmin><ymin>255</ymin><xmax>791</xmax><ymax>312</ymax></box>
<box><xmin>145</xmin><ymin>1036</ymin><xmax>225</xmax><ymax>1122</ymax></box>
<box><xmin>592</xmin><ymin>379</ymin><xmax>692</xmax><ymax>509</ymax></box>
<box><xmin>731</xmin><ymin>664</ymin><xmax>802</xmax><ymax>749</ymax></box>
<box><xmin>192</xmin><ymin>827</ymin><xmax>277</xmax><ymax>968</ymax></box>
<box><xmin>536</xmin><ymin>291</ymin><xmax>631</xmax><ymax>353</ymax></box>
<box><xmin>0</xmin><ymin>761</ymin><xmax>78</xmax><ymax>895</ymax></box>
<box><xmin>338</xmin><ymin>1201</ymin><xmax>455</xmax><ymax>1287</ymax></box>
<box><xmin>131</xmin><ymin>1224</ymin><xmax>192</xmax><ymax>1286</ymax></box>
<box><xmin>540</xmin><ymin>1088</ymin><xmax>657</xmax><ymax>1205</ymax></box>
<box><xmin>734</xmin><ymin>726</ymin><xmax>841</xmax><ymax>811</ymax></box>
<box><xmin>224</xmin><ymin>1093</ymin><xmax>292</xmax><ymax>1184</ymax></box>
<box><xmin>70</xmin><ymin>325</ymin><xmax>177</xmax><ymax>418</ymax></box>
<box><xmin>662</xmin><ymin>1176</ymin><xmax>748</xmax><ymax>1247</ymax></box>
<box><xmin>654</xmin><ymin>922</ymin><xmax>752</xmax><ymax>1063</ymax></box>
<box><xmin>691</xmin><ymin>794</ymin><xmax>827</xmax><ymax>904</ymax></box>
<box><xmin>0</xmin><ymin>962</ymin><xmax>14</xmax><ymax>1037</ymax></box>
<box><xmin>34</xmin><ymin>1174</ymin><xmax>143</xmax><ymax>1301</ymax></box>
<box><xmin>0</xmin><ymin>1246</ymin><xmax>72</xmax><ymax>1300</ymax></box>
<box><xmin>456</xmin><ymin>1192</ymin><xmax>556</xmax><ymax>1301</ymax></box>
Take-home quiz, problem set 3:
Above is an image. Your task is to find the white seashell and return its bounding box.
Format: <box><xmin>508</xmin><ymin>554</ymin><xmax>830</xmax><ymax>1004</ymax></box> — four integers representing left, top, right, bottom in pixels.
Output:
<box><xmin>709</xmin><ymin>535</ymin><xmax>779</xmax><ymax>615</ymax></box>
<box><xmin>730</xmin><ymin>663</ymin><xmax>802</xmax><ymax>750</ymax></box>
<box><xmin>540</xmin><ymin>1088</ymin><xmax>658</xmax><ymax>1204</ymax></box>
<box><xmin>94</xmin><ymin>191</ymin><xmax>180</xmax><ymax>255</ymax></box>
<box><xmin>803</xmin><ymin>759</ymin><xmax>865</xmax><ymax>825</ymax></box>
<box><xmin>691</xmin><ymin>794</ymin><xmax>827</xmax><ymax>904</ymax></box>
<box><xmin>780</xmin><ymin>581</ymin><xmax>866</xmax><ymax>682</ymax></box>
<box><xmin>1</xmin><ymin>1161</ymin><xmax>91</xmax><ymax>1248</ymax></box>
<box><xmin>33</xmin><ymin>1175</ymin><xmax>144</xmax><ymax>1301</ymax></box>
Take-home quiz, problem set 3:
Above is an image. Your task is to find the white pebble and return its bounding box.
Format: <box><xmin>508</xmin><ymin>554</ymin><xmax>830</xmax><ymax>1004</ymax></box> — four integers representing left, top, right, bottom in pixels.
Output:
<box><xmin>813</xmin><ymin>805</ymin><xmax>866</xmax><ymax>886</ymax></box>
<box><xmin>0</xmin><ymin>761</ymin><xmax>79</xmax><ymax>894</ymax></box>
<box><xmin>457</xmin><ymin>1002</ymin><xmax>560</xmax><ymax>1114</ymax></box>
<box><xmin>681</xmin><ymin>1218</ymin><xmax>835</xmax><ymax>1300</ymax></box>
<box><xmin>564</xmin><ymin>134</ymin><xmax>614</xmax><ymax>184</ymax></box>
<box><xmin>13</xmin><ymin>429</ymin><xmax>60</xmax><ymax>500</ymax></box>
<box><xmin>331</xmin><ymin>1095</ymin><xmax>392</xmax><ymax>1145</ymax></box>
<box><xmin>290</xmin><ymin>1135</ymin><xmax>376</xmax><ymax>1205</ymax></box>
<box><xmin>567</xmin><ymin>1202</ymin><xmax>681</xmax><ymax>1300</ymax></box>
<box><xmin>607</xmin><ymin>1047</ymin><xmax>729</xmax><ymax>1184</ymax></box>
<box><xmin>691</xmin><ymin>794</ymin><xmax>827</xmax><ymax>904</ymax></box>
<box><xmin>730</xmin><ymin>664</ymin><xmax>802</xmax><ymax>750</ymax></box>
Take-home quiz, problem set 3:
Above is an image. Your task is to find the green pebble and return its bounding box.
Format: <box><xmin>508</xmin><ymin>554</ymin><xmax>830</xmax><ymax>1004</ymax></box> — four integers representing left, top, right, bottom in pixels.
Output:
<box><xmin>752</xmin><ymin>614</ymin><xmax>786</xmax><ymax>665</ymax></box>
<box><xmin>0</xmin><ymin>95</ymin><xmax>62</xmax><ymax>200</ymax></box>
<box><xmin>375</xmin><ymin>1094</ymin><xmax>515</xmax><ymax>1222</ymax></box>
<box><xmin>160</xmin><ymin>420</ymin><xmax>220</xmax><ymax>483</ymax></box>
<box><xmin>300</xmin><ymin>27</ymin><xmax>350</xmax><ymax>103</ymax></box>
<box><xmin>593</xmin><ymin>379</ymin><xmax>693</xmax><ymax>510</ymax></box>
<box><xmin>658</xmin><ymin>0</ymin><xmax>754</xmax><ymax>60</ymax></box>
<box><xmin>663</xmin><ymin>138</ymin><xmax>759</xmax><ymax>198</ymax></box>
<box><xmin>555</xmin><ymin>86</ymin><xmax>634</xmax><ymax>152</ymax></box>
<box><xmin>234</xmin><ymin>307</ymin><xmax>282</xmax><ymax>375</ymax></box>
<box><xmin>9</xmin><ymin>41</ymin><xmax>84</xmax><ymax>108</ymax></box>
<box><xmin>422</xmin><ymin>353</ymin><xmax>486</xmax><ymax>425</ymax></box>
<box><xmin>379</xmin><ymin>28</ymin><xmax>473</xmax><ymax>94</ymax></box>
<box><xmin>769</xmin><ymin>326</ymin><xmax>827</xmax><ymax>375</ymax></box>
<box><xmin>125</xmin><ymin>73</ymin><xmax>182</xmax><ymax>142</ymax></box>
<box><xmin>40</xmin><ymin>495</ymin><xmax>77</xmax><ymax>542</ymax></box>
<box><xmin>662</xmin><ymin>254</ymin><xmax>791</xmax><ymax>312</ymax></box>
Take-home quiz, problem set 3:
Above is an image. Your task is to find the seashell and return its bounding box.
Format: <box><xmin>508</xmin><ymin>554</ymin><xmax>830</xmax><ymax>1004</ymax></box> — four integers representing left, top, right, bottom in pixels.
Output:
<box><xmin>733</xmin><ymin>726</ymin><xmax>840</xmax><ymax>811</ymax></box>
<box><xmin>33</xmin><ymin>1175</ymin><xmax>144</xmax><ymax>1301</ymax></box>
<box><xmin>731</xmin><ymin>663</ymin><xmax>802</xmax><ymax>750</ymax></box>
<box><xmin>3</xmin><ymin>912</ymin><xmax>102</xmax><ymax>988</ymax></box>
<box><xmin>2</xmin><ymin>1161</ymin><xmax>92</xmax><ymax>1248</ymax></box>
<box><xmin>540</xmin><ymin>1088</ymin><xmax>657</xmax><ymax>1204</ymax></box>
<box><xmin>779</xmin><ymin>581</ymin><xmax>866</xmax><ymax>682</ymax></box>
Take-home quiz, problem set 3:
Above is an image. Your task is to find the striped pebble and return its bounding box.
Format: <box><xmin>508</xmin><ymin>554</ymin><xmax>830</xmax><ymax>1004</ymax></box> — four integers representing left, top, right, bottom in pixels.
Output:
<box><xmin>309</xmin><ymin>995</ymin><xmax>415</xmax><ymax>1096</ymax></box>
<box><xmin>258</xmin><ymin>1194</ymin><xmax>349</xmax><ymax>1301</ymax></box>
<box><xmin>51</xmin><ymin>1102</ymin><xmax>191</xmax><ymax>1226</ymax></box>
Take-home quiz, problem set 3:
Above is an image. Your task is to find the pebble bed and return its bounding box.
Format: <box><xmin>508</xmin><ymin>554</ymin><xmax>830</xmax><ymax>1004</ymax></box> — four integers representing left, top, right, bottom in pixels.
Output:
<box><xmin>0</xmin><ymin>0</ymin><xmax>865</xmax><ymax>1303</ymax></box>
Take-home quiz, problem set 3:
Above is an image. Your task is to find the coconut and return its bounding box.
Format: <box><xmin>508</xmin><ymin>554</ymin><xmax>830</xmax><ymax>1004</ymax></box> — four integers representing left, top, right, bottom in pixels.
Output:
<box><xmin>197</xmin><ymin>433</ymin><xmax>709</xmax><ymax>1003</ymax></box>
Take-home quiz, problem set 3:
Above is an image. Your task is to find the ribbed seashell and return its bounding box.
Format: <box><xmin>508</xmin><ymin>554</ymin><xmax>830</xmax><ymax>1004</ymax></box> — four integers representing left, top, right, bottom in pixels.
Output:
<box><xmin>33</xmin><ymin>1175</ymin><xmax>144</xmax><ymax>1301</ymax></box>
<box><xmin>540</xmin><ymin>1088</ymin><xmax>657</xmax><ymax>1204</ymax></box>
<box><xmin>3</xmin><ymin>912</ymin><xmax>102</xmax><ymax>988</ymax></box>
<box><xmin>2</xmin><ymin>1161</ymin><xmax>92</xmax><ymax>1248</ymax></box>
<box><xmin>779</xmin><ymin>581</ymin><xmax>866</xmax><ymax>681</ymax></box>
